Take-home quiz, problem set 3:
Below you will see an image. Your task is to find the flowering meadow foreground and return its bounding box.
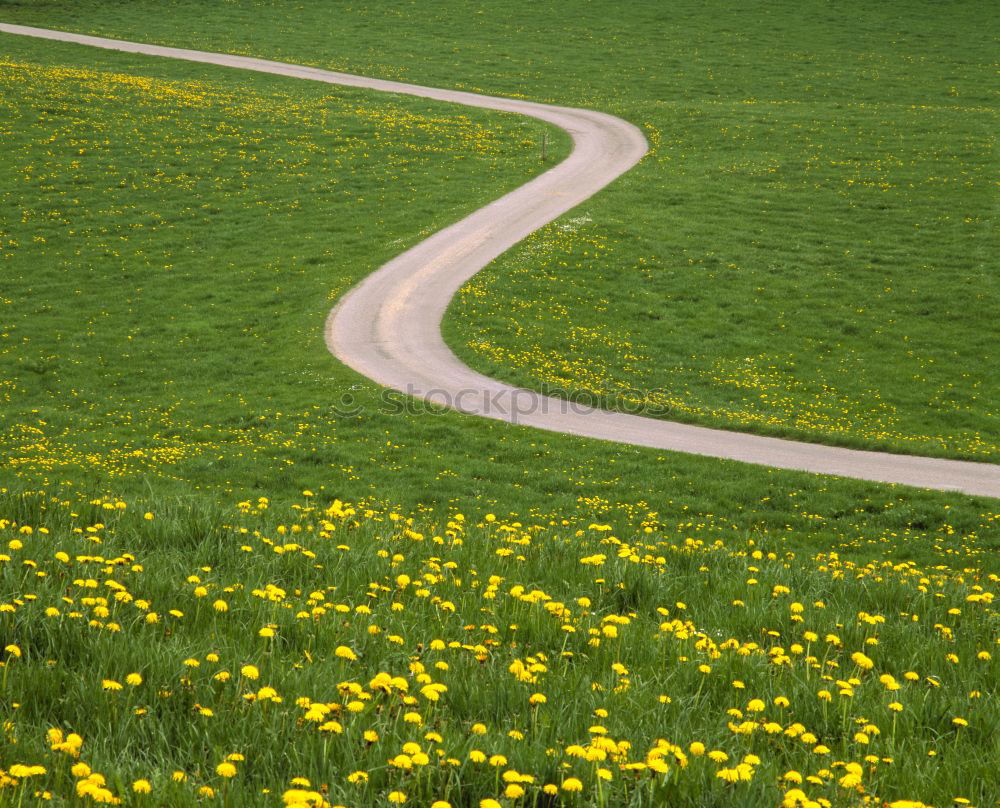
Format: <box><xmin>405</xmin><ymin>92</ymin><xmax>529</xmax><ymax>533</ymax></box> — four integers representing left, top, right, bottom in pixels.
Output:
<box><xmin>0</xmin><ymin>489</ymin><xmax>996</xmax><ymax>807</ymax></box>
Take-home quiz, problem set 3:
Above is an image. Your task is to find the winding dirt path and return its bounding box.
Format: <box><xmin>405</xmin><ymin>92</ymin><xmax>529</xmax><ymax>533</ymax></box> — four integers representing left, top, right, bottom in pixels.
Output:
<box><xmin>3</xmin><ymin>23</ymin><xmax>998</xmax><ymax>499</ymax></box>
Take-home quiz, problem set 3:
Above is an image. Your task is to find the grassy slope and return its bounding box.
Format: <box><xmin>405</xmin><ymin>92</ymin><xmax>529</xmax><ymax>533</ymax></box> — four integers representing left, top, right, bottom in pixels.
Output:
<box><xmin>1</xmin><ymin>0</ymin><xmax>996</xmax><ymax>463</ymax></box>
<box><xmin>0</xmin><ymin>34</ymin><xmax>992</xmax><ymax>571</ymax></box>
<box><xmin>0</xmin><ymin>5</ymin><xmax>997</xmax><ymax>807</ymax></box>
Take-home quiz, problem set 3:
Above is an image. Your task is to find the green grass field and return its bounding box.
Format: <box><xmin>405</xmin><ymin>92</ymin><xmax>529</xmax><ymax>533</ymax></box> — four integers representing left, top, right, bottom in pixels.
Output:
<box><xmin>0</xmin><ymin>1</ymin><xmax>998</xmax><ymax>806</ymax></box>
<box><xmin>2</xmin><ymin>0</ymin><xmax>995</xmax><ymax>461</ymax></box>
<box><xmin>1</xmin><ymin>33</ymin><xmax>990</xmax><ymax>555</ymax></box>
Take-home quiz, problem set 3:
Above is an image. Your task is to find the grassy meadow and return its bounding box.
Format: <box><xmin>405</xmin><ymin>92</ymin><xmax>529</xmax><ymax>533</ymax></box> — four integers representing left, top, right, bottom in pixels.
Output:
<box><xmin>0</xmin><ymin>491</ymin><xmax>997</xmax><ymax>808</ymax></box>
<box><xmin>0</xmin><ymin>0</ymin><xmax>995</xmax><ymax>459</ymax></box>
<box><xmin>0</xmin><ymin>1</ymin><xmax>998</xmax><ymax>806</ymax></box>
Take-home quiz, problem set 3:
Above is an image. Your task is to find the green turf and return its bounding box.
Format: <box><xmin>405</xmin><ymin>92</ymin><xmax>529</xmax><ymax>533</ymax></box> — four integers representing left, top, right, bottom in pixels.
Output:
<box><xmin>1</xmin><ymin>0</ymin><xmax>995</xmax><ymax>462</ymax></box>
<box><xmin>0</xmin><ymin>5</ymin><xmax>998</xmax><ymax>806</ymax></box>
<box><xmin>0</xmin><ymin>33</ymin><xmax>993</xmax><ymax>570</ymax></box>
<box><xmin>0</xmin><ymin>5</ymin><xmax>998</xmax><ymax>563</ymax></box>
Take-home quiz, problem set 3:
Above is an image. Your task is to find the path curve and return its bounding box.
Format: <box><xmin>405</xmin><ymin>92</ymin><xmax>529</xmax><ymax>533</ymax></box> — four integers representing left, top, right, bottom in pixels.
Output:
<box><xmin>4</xmin><ymin>23</ymin><xmax>998</xmax><ymax>499</ymax></box>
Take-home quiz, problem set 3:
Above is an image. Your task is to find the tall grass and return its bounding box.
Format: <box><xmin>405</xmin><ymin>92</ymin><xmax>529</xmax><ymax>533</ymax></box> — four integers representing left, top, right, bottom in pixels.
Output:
<box><xmin>0</xmin><ymin>488</ymin><xmax>996</xmax><ymax>806</ymax></box>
